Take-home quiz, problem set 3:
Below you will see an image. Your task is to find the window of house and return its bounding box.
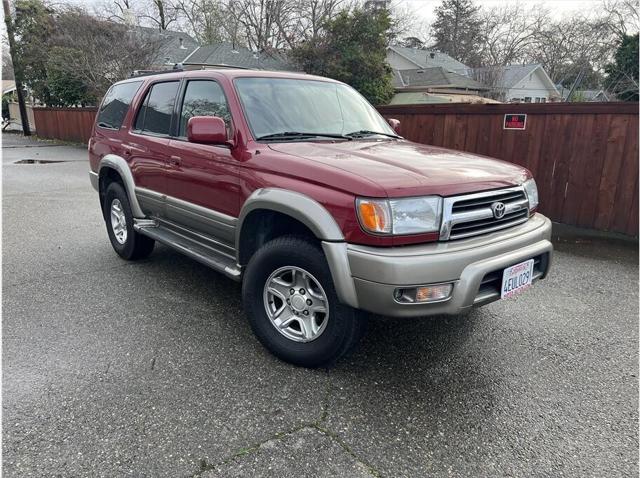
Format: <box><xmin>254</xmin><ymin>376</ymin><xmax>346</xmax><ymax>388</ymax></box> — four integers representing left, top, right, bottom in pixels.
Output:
<box><xmin>178</xmin><ymin>80</ymin><xmax>231</xmax><ymax>137</ymax></box>
<box><xmin>540</xmin><ymin>97</ymin><xmax>547</xmax><ymax>103</ymax></box>
<box><xmin>535</xmin><ymin>97</ymin><xmax>541</xmax><ymax>103</ymax></box>
<box><xmin>524</xmin><ymin>97</ymin><xmax>532</xmax><ymax>103</ymax></box>
<box><xmin>134</xmin><ymin>81</ymin><xmax>180</xmax><ymax>136</ymax></box>
<box><xmin>511</xmin><ymin>98</ymin><xmax>522</xmax><ymax>103</ymax></box>
<box><xmin>96</xmin><ymin>81</ymin><xmax>143</xmax><ymax>130</ymax></box>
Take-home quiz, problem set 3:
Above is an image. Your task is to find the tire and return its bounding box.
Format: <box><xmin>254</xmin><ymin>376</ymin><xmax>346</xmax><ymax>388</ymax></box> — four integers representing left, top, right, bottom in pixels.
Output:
<box><xmin>242</xmin><ymin>236</ymin><xmax>367</xmax><ymax>368</ymax></box>
<box><xmin>104</xmin><ymin>182</ymin><xmax>155</xmax><ymax>260</ymax></box>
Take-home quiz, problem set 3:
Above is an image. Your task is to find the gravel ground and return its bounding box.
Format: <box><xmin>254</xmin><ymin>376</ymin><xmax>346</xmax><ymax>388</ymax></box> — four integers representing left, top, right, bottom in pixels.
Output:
<box><xmin>3</xmin><ymin>132</ymin><xmax>638</xmax><ymax>477</ymax></box>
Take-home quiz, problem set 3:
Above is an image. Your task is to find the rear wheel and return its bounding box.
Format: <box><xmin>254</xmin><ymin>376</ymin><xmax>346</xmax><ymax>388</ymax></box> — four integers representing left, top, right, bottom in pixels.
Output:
<box><xmin>104</xmin><ymin>182</ymin><xmax>155</xmax><ymax>260</ymax></box>
<box><xmin>242</xmin><ymin>236</ymin><xmax>367</xmax><ymax>368</ymax></box>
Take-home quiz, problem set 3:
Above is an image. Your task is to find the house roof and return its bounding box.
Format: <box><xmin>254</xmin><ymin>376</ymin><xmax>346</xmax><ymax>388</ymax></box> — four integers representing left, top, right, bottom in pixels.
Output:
<box><xmin>392</xmin><ymin>67</ymin><xmax>485</xmax><ymax>90</ymax></box>
<box><xmin>580</xmin><ymin>89</ymin><xmax>611</xmax><ymax>101</ymax></box>
<box><xmin>135</xmin><ymin>27</ymin><xmax>200</xmax><ymax>65</ymax></box>
<box><xmin>557</xmin><ymin>87</ymin><xmax>611</xmax><ymax>101</ymax></box>
<box><xmin>388</xmin><ymin>46</ymin><xmax>469</xmax><ymax>71</ymax></box>
<box><xmin>183</xmin><ymin>43</ymin><xmax>298</xmax><ymax>71</ymax></box>
<box><xmin>390</xmin><ymin>91</ymin><xmax>500</xmax><ymax>105</ymax></box>
<box><xmin>458</xmin><ymin>63</ymin><xmax>560</xmax><ymax>96</ymax></box>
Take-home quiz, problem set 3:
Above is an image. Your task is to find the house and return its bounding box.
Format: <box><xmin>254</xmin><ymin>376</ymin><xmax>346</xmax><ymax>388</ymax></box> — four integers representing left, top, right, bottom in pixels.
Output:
<box><xmin>134</xmin><ymin>27</ymin><xmax>200</xmax><ymax>68</ymax></box>
<box><xmin>2</xmin><ymin>80</ymin><xmax>16</xmax><ymax>96</ymax></box>
<box><xmin>458</xmin><ymin>64</ymin><xmax>560</xmax><ymax>103</ymax></box>
<box><xmin>182</xmin><ymin>43</ymin><xmax>298</xmax><ymax>71</ymax></box>
<box><xmin>557</xmin><ymin>87</ymin><xmax>613</xmax><ymax>102</ymax></box>
<box><xmin>387</xmin><ymin>45</ymin><xmax>469</xmax><ymax>72</ymax></box>
<box><xmin>390</xmin><ymin>67</ymin><xmax>497</xmax><ymax>104</ymax></box>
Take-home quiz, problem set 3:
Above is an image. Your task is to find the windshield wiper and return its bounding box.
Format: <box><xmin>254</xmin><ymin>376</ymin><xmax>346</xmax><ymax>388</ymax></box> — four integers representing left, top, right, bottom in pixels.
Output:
<box><xmin>345</xmin><ymin>130</ymin><xmax>401</xmax><ymax>139</ymax></box>
<box><xmin>256</xmin><ymin>131</ymin><xmax>352</xmax><ymax>141</ymax></box>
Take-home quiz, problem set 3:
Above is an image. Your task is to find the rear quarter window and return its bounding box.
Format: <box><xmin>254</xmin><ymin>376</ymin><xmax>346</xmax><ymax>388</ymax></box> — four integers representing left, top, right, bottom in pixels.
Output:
<box><xmin>96</xmin><ymin>81</ymin><xmax>143</xmax><ymax>130</ymax></box>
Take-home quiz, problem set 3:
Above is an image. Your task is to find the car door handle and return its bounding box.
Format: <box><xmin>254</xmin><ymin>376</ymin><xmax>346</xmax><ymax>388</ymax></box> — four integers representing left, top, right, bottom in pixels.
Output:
<box><xmin>170</xmin><ymin>155</ymin><xmax>182</xmax><ymax>166</ymax></box>
<box><xmin>123</xmin><ymin>147</ymin><xmax>131</xmax><ymax>156</ymax></box>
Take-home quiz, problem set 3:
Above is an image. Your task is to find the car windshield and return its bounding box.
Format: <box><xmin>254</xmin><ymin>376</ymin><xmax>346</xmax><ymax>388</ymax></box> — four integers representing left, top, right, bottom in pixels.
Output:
<box><xmin>234</xmin><ymin>77</ymin><xmax>396</xmax><ymax>140</ymax></box>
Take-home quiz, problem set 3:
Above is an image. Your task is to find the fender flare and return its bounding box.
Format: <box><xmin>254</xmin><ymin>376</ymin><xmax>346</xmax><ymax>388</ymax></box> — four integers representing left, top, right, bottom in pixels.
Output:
<box><xmin>236</xmin><ymin>189</ymin><xmax>359</xmax><ymax>308</ymax></box>
<box><xmin>98</xmin><ymin>154</ymin><xmax>145</xmax><ymax>218</ymax></box>
<box><xmin>236</xmin><ymin>188</ymin><xmax>345</xmax><ymax>251</ymax></box>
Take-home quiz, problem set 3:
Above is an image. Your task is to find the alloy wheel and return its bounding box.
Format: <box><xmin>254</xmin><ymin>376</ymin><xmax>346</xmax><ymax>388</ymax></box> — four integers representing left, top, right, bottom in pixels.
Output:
<box><xmin>263</xmin><ymin>266</ymin><xmax>329</xmax><ymax>342</ymax></box>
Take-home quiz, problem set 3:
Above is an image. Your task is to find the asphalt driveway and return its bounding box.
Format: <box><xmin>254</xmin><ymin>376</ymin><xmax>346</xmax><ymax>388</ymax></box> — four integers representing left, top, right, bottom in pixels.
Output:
<box><xmin>3</xmin><ymin>133</ymin><xmax>638</xmax><ymax>477</ymax></box>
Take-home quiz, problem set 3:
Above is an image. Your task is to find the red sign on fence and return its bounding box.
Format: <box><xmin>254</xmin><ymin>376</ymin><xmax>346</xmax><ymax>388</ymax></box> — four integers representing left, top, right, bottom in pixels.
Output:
<box><xmin>504</xmin><ymin>114</ymin><xmax>527</xmax><ymax>130</ymax></box>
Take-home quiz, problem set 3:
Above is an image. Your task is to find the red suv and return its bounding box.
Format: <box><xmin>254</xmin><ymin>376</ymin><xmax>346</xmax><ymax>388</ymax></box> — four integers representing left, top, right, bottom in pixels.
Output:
<box><xmin>89</xmin><ymin>69</ymin><xmax>552</xmax><ymax>367</ymax></box>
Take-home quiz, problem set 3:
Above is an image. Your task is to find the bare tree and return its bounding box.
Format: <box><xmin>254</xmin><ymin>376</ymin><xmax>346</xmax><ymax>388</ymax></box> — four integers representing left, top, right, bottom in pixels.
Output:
<box><xmin>471</xmin><ymin>67</ymin><xmax>506</xmax><ymax>100</ymax></box>
<box><xmin>385</xmin><ymin>0</ymin><xmax>427</xmax><ymax>45</ymax></box>
<box><xmin>51</xmin><ymin>8</ymin><xmax>164</xmax><ymax>99</ymax></box>
<box><xmin>478</xmin><ymin>4</ymin><xmax>549</xmax><ymax>66</ymax></box>
<box><xmin>140</xmin><ymin>0</ymin><xmax>178</xmax><ymax>30</ymax></box>
<box><xmin>94</xmin><ymin>0</ymin><xmax>139</xmax><ymax>25</ymax></box>
<box><xmin>602</xmin><ymin>0</ymin><xmax>640</xmax><ymax>39</ymax></box>
<box><xmin>96</xmin><ymin>0</ymin><xmax>179</xmax><ymax>30</ymax></box>
<box><xmin>173</xmin><ymin>0</ymin><xmax>227</xmax><ymax>43</ymax></box>
<box><xmin>223</xmin><ymin>0</ymin><xmax>287</xmax><ymax>50</ymax></box>
<box><xmin>526</xmin><ymin>14</ymin><xmax>616</xmax><ymax>86</ymax></box>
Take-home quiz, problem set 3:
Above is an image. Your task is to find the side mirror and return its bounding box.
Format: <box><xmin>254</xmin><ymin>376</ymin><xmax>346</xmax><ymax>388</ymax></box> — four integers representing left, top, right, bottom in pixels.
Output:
<box><xmin>187</xmin><ymin>116</ymin><xmax>229</xmax><ymax>145</ymax></box>
<box><xmin>387</xmin><ymin>118</ymin><xmax>401</xmax><ymax>135</ymax></box>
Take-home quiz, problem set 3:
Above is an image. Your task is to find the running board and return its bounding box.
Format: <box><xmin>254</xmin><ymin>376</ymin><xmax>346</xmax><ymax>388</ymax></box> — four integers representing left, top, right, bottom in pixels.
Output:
<box><xmin>133</xmin><ymin>221</ymin><xmax>242</xmax><ymax>281</ymax></box>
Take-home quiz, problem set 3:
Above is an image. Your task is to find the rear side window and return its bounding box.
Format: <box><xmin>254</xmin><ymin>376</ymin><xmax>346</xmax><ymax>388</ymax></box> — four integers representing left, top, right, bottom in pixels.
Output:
<box><xmin>134</xmin><ymin>81</ymin><xmax>180</xmax><ymax>136</ymax></box>
<box><xmin>96</xmin><ymin>81</ymin><xmax>142</xmax><ymax>130</ymax></box>
<box><xmin>178</xmin><ymin>80</ymin><xmax>231</xmax><ymax>137</ymax></box>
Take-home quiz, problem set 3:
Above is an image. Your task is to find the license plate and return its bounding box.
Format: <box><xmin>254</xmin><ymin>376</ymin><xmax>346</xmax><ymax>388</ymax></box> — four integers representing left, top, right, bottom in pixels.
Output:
<box><xmin>501</xmin><ymin>259</ymin><xmax>534</xmax><ymax>299</ymax></box>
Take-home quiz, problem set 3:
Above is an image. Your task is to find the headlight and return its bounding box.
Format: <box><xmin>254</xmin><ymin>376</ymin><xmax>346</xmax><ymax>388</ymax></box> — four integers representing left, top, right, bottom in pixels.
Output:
<box><xmin>523</xmin><ymin>178</ymin><xmax>539</xmax><ymax>210</ymax></box>
<box><xmin>356</xmin><ymin>196</ymin><xmax>442</xmax><ymax>235</ymax></box>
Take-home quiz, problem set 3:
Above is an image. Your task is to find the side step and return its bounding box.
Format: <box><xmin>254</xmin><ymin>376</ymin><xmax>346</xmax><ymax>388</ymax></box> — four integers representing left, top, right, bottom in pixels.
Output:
<box><xmin>134</xmin><ymin>221</ymin><xmax>242</xmax><ymax>281</ymax></box>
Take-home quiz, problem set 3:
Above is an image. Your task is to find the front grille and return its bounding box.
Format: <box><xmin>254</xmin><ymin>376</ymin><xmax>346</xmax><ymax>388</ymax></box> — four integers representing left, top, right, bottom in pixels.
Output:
<box><xmin>440</xmin><ymin>187</ymin><xmax>530</xmax><ymax>241</ymax></box>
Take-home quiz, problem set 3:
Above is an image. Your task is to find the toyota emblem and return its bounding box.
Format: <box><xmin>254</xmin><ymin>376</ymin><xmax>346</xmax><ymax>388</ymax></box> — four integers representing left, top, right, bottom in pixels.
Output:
<box><xmin>491</xmin><ymin>202</ymin><xmax>506</xmax><ymax>219</ymax></box>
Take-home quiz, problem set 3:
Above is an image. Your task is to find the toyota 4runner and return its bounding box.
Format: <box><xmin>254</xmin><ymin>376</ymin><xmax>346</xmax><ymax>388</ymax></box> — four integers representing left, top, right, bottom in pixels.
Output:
<box><xmin>89</xmin><ymin>69</ymin><xmax>553</xmax><ymax>367</ymax></box>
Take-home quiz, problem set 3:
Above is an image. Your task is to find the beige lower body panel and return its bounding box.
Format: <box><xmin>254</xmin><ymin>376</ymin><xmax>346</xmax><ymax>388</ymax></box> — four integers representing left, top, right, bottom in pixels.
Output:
<box><xmin>341</xmin><ymin>214</ymin><xmax>553</xmax><ymax>317</ymax></box>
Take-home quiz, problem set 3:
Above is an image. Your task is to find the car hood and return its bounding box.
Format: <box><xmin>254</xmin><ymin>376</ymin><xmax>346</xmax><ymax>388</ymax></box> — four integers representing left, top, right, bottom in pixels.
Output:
<box><xmin>268</xmin><ymin>139</ymin><xmax>530</xmax><ymax>197</ymax></box>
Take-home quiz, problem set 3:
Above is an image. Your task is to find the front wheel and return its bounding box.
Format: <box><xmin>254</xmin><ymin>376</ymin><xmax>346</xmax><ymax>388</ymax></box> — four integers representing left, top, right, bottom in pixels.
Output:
<box><xmin>242</xmin><ymin>236</ymin><xmax>367</xmax><ymax>368</ymax></box>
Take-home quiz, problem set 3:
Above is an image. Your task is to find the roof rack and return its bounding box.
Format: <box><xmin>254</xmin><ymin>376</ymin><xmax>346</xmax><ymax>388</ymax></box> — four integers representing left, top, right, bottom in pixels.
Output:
<box><xmin>130</xmin><ymin>64</ymin><xmax>184</xmax><ymax>78</ymax></box>
<box><xmin>183</xmin><ymin>63</ymin><xmax>250</xmax><ymax>70</ymax></box>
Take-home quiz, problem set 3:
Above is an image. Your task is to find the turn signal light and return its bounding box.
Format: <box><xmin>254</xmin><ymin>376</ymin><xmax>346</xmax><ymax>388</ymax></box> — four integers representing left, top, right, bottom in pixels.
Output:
<box><xmin>357</xmin><ymin>199</ymin><xmax>391</xmax><ymax>234</ymax></box>
<box><xmin>394</xmin><ymin>283</ymin><xmax>453</xmax><ymax>303</ymax></box>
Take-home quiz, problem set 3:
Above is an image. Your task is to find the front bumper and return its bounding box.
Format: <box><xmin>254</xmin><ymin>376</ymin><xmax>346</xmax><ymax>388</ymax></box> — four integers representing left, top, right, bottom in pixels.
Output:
<box><xmin>323</xmin><ymin>213</ymin><xmax>553</xmax><ymax>317</ymax></box>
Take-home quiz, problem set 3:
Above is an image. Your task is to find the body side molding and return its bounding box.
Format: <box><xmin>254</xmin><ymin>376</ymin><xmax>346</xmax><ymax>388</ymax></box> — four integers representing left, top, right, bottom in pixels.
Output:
<box><xmin>98</xmin><ymin>154</ymin><xmax>145</xmax><ymax>218</ymax></box>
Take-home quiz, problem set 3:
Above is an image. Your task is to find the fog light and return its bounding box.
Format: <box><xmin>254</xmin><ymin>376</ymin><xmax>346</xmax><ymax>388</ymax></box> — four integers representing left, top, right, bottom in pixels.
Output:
<box><xmin>394</xmin><ymin>283</ymin><xmax>453</xmax><ymax>303</ymax></box>
<box><xmin>416</xmin><ymin>284</ymin><xmax>453</xmax><ymax>302</ymax></box>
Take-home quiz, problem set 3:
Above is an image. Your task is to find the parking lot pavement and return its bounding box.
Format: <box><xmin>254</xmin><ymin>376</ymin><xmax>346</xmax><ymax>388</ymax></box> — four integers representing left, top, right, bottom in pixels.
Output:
<box><xmin>3</xmin><ymin>133</ymin><xmax>638</xmax><ymax>477</ymax></box>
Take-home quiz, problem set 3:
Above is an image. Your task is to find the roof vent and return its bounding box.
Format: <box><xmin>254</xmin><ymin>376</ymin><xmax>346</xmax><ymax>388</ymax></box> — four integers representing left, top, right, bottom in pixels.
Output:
<box><xmin>429</xmin><ymin>52</ymin><xmax>436</xmax><ymax>59</ymax></box>
<box><xmin>178</xmin><ymin>37</ymin><xmax>186</xmax><ymax>49</ymax></box>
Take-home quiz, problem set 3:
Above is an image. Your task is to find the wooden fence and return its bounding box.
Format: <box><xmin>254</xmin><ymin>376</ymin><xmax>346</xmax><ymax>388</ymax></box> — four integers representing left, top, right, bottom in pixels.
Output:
<box><xmin>31</xmin><ymin>103</ymin><xmax>638</xmax><ymax>235</ymax></box>
<box><xmin>378</xmin><ymin>102</ymin><xmax>639</xmax><ymax>236</ymax></box>
<box><xmin>32</xmin><ymin>107</ymin><xmax>97</xmax><ymax>144</ymax></box>
<box><xmin>8</xmin><ymin>102</ymin><xmax>36</xmax><ymax>131</ymax></box>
